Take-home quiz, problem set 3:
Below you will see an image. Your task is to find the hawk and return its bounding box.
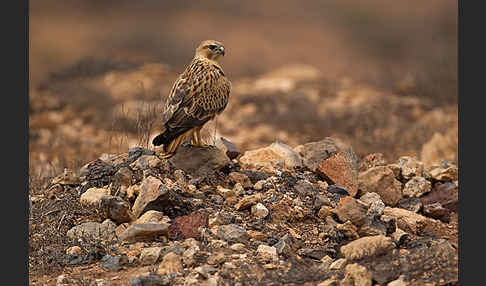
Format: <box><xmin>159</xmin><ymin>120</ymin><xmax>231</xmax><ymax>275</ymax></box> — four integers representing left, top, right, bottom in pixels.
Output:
<box><xmin>152</xmin><ymin>40</ymin><xmax>231</xmax><ymax>158</ymax></box>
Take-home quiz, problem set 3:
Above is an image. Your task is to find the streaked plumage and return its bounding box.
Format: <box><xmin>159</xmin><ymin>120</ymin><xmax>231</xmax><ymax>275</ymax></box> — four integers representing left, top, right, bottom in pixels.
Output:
<box><xmin>152</xmin><ymin>40</ymin><xmax>231</xmax><ymax>158</ymax></box>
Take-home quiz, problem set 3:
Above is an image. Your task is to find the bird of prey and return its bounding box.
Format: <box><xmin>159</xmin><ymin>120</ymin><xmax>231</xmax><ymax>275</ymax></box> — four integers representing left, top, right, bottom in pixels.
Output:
<box><xmin>152</xmin><ymin>40</ymin><xmax>231</xmax><ymax>158</ymax></box>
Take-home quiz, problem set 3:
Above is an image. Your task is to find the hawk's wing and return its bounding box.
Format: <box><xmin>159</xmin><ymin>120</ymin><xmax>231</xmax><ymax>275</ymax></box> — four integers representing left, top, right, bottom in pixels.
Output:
<box><xmin>153</xmin><ymin>59</ymin><xmax>231</xmax><ymax>147</ymax></box>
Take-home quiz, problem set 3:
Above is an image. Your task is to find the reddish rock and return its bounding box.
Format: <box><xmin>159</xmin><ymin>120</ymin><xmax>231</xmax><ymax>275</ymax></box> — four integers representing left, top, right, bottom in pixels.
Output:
<box><xmin>168</xmin><ymin>212</ymin><xmax>208</xmax><ymax>240</ymax></box>
<box><xmin>317</xmin><ymin>150</ymin><xmax>359</xmax><ymax>197</ymax></box>
<box><xmin>420</xmin><ymin>182</ymin><xmax>458</xmax><ymax>212</ymax></box>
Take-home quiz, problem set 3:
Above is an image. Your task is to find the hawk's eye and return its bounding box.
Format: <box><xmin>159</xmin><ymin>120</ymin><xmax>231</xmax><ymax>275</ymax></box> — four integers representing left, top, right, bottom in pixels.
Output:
<box><xmin>208</xmin><ymin>45</ymin><xmax>217</xmax><ymax>50</ymax></box>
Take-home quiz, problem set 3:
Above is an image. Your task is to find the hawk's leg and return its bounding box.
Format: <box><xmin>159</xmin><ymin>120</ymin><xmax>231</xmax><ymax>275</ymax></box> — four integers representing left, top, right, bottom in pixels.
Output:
<box><xmin>157</xmin><ymin>131</ymin><xmax>190</xmax><ymax>159</ymax></box>
<box><xmin>190</xmin><ymin>126</ymin><xmax>211</xmax><ymax>148</ymax></box>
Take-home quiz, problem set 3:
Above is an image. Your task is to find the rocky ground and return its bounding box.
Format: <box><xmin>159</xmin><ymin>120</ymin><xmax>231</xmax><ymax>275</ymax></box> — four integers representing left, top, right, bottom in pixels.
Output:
<box><xmin>28</xmin><ymin>137</ymin><xmax>458</xmax><ymax>286</ymax></box>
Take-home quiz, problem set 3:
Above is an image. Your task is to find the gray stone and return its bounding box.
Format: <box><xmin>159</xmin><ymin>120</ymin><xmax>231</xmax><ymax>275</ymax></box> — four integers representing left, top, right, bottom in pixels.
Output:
<box><xmin>402</xmin><ymin>177</ymin><xmax>431</xmax><ymax>198</ymax></box>
<box><xmin>217</xmin><ymin>224</ymin><xmax>249</xmax><ymax>243</ymax></box>
<box><xmin>398</xmin><ymin>198</ymin><xmax>423</xmax><ymax>213</ymax></box>
<box><xmin>100</xmin><ymin>254</ymin><xmax>128</xmax><ymax>271</ymax></box>
<box><xmin>66</xmin><ymin>219</ymin><xmax>116</xmax><ymax>241</ymax></box>
<box><xmin>294</xmin><ymin>137</ymin><xmax>341</xmax><ymax>171</ymax></box>
<box><xmin>168</xmin><ymin>144</ymin><xmax>230</xmax><ymax>177</ymax></box>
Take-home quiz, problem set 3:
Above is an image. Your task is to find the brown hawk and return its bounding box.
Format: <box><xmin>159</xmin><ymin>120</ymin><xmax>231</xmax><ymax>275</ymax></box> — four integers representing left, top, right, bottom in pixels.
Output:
<box><xmin>152</xmin><ymin>40</ymin><xmax>231</xmax><ymax>158</ymax></box>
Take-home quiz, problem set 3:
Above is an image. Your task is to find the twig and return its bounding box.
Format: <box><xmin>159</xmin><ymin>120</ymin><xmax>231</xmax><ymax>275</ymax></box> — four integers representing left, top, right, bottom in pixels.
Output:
<box><xmin>57</xmin><ymin>212</ymin><xmax>66</xmax><ymax>230</ymax></box>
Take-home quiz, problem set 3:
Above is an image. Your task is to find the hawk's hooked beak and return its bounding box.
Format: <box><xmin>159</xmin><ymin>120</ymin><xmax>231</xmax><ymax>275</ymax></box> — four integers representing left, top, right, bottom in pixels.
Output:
<box><xmin>218</xmin><ymin>46</ymin><xmax>225</xmax><ymax>56</ymax></box>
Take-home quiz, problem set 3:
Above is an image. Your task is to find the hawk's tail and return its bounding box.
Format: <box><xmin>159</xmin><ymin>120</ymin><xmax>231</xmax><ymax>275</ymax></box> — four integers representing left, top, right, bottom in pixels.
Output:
<box><xmin>152</xmin><ymin>127</ymin><xmax>190</xmax><ymax>151</ymax></box>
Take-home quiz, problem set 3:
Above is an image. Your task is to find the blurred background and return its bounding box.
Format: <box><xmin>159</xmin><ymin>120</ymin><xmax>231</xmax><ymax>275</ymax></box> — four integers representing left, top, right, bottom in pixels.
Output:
<box><xmin>29</xmin><ymin>0</ymin><xmax>458</xmax><ymax>178</ymax></box>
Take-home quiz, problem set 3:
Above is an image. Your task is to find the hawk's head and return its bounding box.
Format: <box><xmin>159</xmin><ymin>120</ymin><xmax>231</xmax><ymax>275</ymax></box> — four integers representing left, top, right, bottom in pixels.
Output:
<box><xmin>195</xmin><ymin>40</ymin><xmax>225</xmax><ymax>61</ymax></box>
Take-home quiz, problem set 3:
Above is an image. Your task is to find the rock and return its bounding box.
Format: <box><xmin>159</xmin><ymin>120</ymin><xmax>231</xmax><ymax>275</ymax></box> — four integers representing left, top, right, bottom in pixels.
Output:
<box><xmin>234</xmin><ymin>193</ymin><xmax>263</xmax><ymax>210</ymax></box>
<box><xmin>274</xmin><ymin>234</ymin><xmax>293</xmax><ymax>257</ymax></box>
<box><xmin>343</xmin><ymin>263</ymin><xmax>373</xmax><ymax>286</ymax></box>
<box><xmin>228</xmin><ymin>172</ymin><xmax>252</xmax><ymax>188</ymax></box>
<box><xmin>66</xmin><ymin>246</ymin><xmax>82</xmax><ymax>255</ymax></box>
<box><xmin>140</xmin><ymin>247</ymin><xmax>163</xmax><ymax>265</ymax></box>
<box><xmin>294</xmin><ymin>137</ymin><xmax>341</xmax><ymax>171</ymax></box>
<box><xmin>317</xmin><ymin>205</ymin><xmax>334</xmax><ymax>219</ymax></box>
<box><xmin>216</xmin><ymin>185</ymin><xmax>235</xmax><ymax>199</ymax></box>
<box><xmin>118</xmin><ymin>222</ymin><xmax>169</xmax><ymax>243</ymax></box>
<box><xmin>336</xmin><ymin>221</ymin><xmax>360</xmax><ymax>240</ymax></box>
<box><xmin>293</xmin><ymin>179</ymin><xmax>314</xmax><ymax>195</ymax></box>
<box><xmin>423</xmin><ymin>202</ymin><xmax>451</xmax><ymax>223</ymax></box>
<box><xmin>92</xmin><ymin>279</ymin><xmax>109</xmax><ymax>286</ymax></box>
<box><xmin>195</xmin><ymin>264</ymin><xmax>218</xmax><ymax>278</ymax></box>
<box><xmin>230</xmin><ymin>243</ymin><xmax>247</xmax><ymax>252</ymax></box>
<box><xmin>420</xmin><ymin>182</ymin><xmax>458</xmax><ymax>212</ymax></box>
<box><xmin>126</xmin><ymin>185</ymin><xmax>140</xmax><ymax>201</ymax></box>
<box><xmin>380</xmin><ymin>215</ymin><xmax>397</xmax><ymax>235</ymax></box>
<box><xmin>359</xmin><ymin>153</ymin><xmax>387</xmax><ymax>172</ymax></box>
<box><xmin>100</xmin><ymin>254</ymin><xmax>128</xmax><ymax>271</ymax></box>
<box><xmin>367</xmin><ymin>199</ymin><xmax>385</xmax><ymax>217</ymax></box>
<box><xmin>383</xmin><ymin>207</ymin><xmax>429</xmax><ymax>234</ymax></box>
<box><xmin>340</xmin><ymin>235</ymin><xmax>394</xmax><ymax>260</ymax></box>
<box><xmin>67</xmin><ymin>219</ymin><xmax>116</xmax><ymax>241</ymax></box>
<box><xmin>359</xmin><ymin>192</ymin><xmax>382</xmax><ymax>207</ymax></box>
<box><xmin>421</xmin><ymin>128</ymin><xmax>457</xmax><ymax>169</ymax></box>
<box><xmin>168</xmin><ymin>212</ymin><xmax>208</xmax><ymax>240</ymax></box>
<box><xmin>317</xmin><ymin>279</ymin><xmax>338</xmax><ymax>286</ymax></box>
<box><xmin>391</xmin><ymin>228</ymin><xmax>409</xmax><ymax>246</ymax></box>
<box><xmin>168</xmin><ymin>144</ymin><xmax>230</xmax><ymax>177</ymax></box>
<box><xmin>129</xmin><ymin>273</ymin><xmax>170</xmax><ymax>286</ymax></box>
<box><xmin>387</xmin><ymin>275</ymin><xmax>408</xmax><ymax>286</ymax></box>
<box><xmin>358</xmin><ymin>166</ymin><xmax>403</xmax><ymax>206</ymax></box>
<box><xmin>257</xmin><ymin>245</ymin><xmax>279</xmax><ymax>263</ymax></box>
<box><xmin>251</xmin><ymin>203</ymin><xmax>269</xmax><ymax>219</ymax></box>
<box><xmin>358</xmin><ymin>237</ymin><xmax>457</xmax><ymax>285</ymax></box>
<box><xmin>101</xmin><ymin>195</ymin><xmax>133</xmax><ymax>223</ymax></box>
<box><xmin>248</xmin><ymin>230</ymin><xmax>268</xmax><ymax>241</ymax></box>
<box><xmin>358</xmin><ymin>217</ymin><xmax>387</xmax><ymax>237</ymax></box>
<box><xmin>207</xmin><ymin>251</ymin><xmax>226</xmax><ymax>265</ymax></box>
<box><xmin>253</xmin><ymin>180</ymin><xmax>265</xmax><ymax>190</ymax></box>
<box><xmin>397</xmin><ymin>156</ymin><xmax>424</xmax><ymax>180</ymax></box>
<box><xmin>239</xmin><ymin>141</ymin><xmax>303</xmax><ymax>171</ymax></box>
<box><xmin>135</xmin><ymin>210</ymin><xmax>166</xmax><ymax>224</ymax></box>
<box><xmin>80</xmin><ymin>187</ymin><xmax>111</xmax><ymax>208</ymax></box>
<box><xmin>329</xmin><ymin>258</ymin><xmax>347</xmax><ymax>270</ymax></box>
<box><xmin>156</xmin><ymin>252</ymin><xmax>183</xmax><ymax>275</ymax></box>
<box><xmin>217</xmin><ymin>224</ymin><xmax>249</xmax><ymax>243</ymax></box>
<box><xmin>300</xmin><ymin>248</ymin><xmax>329</xmax><ymax>260</ymax></box>
<box><xmin>317</xmin><ymin>150</ymin><xmax>359</xmax><ymax>197</ymax></box>
<box><xmin>51</xmin><ymin>168</ymin><xmax>80</xmax><ymax>185</ymax></box>
<box><xmin>114</xmin><ymin>166</ymin><xmax>132</xmax><ymax>186</ymax></box>
<box><xmin>183</xmin><ymin>245</ymin><xmax>199</xmax><ymax>267</ymax></box>
<box><xmin>336</xmin><ymin>196</ymin><xmax>368</xmax><ymax>226</ymax></box>
<box><xmin>402</xmin><ymin>177</ymin><xmax>431</xmax><ymax>198</ymax></box>
<box><xmin>398</xmin><ymin>198</ymin><xmax>423</xmax><ymax>213</ymax></box>
<box><xmin>132</xmin><ymin>176</ymin><xmax>166</xmax><ymax>218</ymax></box>
<box><xmin>215</xmin><ymin>137</ymin><xmax>241</xmax><ymax>159</ymax></box>
<box><xmin>430</xmin><ymin>165</ymin><xmax>458</xmax><ymax>182</ymax></box>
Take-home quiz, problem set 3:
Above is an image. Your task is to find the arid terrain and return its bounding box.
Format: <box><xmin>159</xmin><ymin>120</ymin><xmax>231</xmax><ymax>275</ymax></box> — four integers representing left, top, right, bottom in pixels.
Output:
<box><xmin>29</xmin><ymin>1</ymin><xmax>458</xmax><ymax>285</ymax></box>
